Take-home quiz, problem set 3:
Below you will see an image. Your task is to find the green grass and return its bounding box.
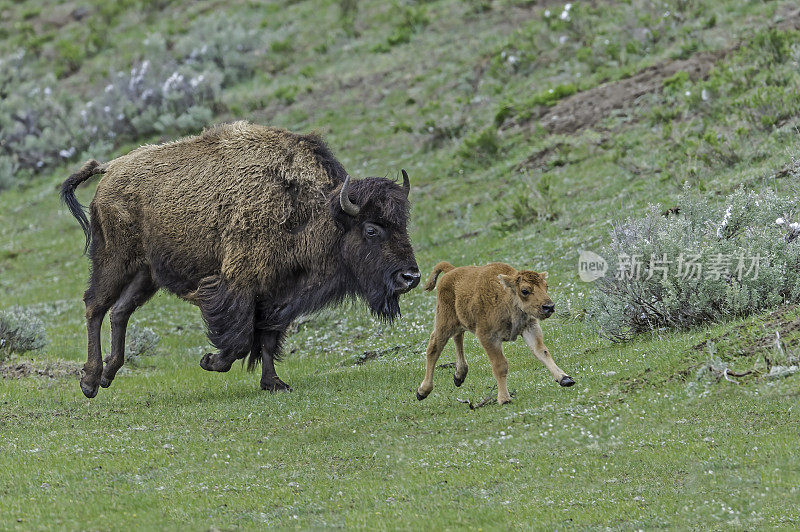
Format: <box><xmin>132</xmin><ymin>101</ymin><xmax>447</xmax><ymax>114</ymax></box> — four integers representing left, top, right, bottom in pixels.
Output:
<box><xmin>2</xmin><ymin>0</ymin><xmax>800</xmax><ymax>529</ymax></box>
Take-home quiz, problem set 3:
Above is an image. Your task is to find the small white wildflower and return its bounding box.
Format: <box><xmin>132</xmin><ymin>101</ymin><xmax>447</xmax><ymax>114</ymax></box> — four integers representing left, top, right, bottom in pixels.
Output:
<box><xmin>560</xmin><ymin>9</ymin><xmax>570</xmax><ymax>21</ymax></box>
<box><xmin>776</xmin><ymin>217</ymin><xmax>785</xmax><ymax>225</ymax></box>
<box><xmin>685</xmin><ymin>90</ymin><xmax>691</xmax><ymax>97</ymax></box>
<box><xmin>559</xmin><ymin>35</ymin><xmax>568</xmax><ymax>44</ymax></box>
<box><xmin>790</xmin><ymin>222</ymin><xmax>800</xmax><ymax>231</ymax></box>
<box><xmin>105</xmin><ymin>84</ymin><xmax>114</xmax><ymax>93</ymax></box>
<box><xmin>701</xmin><ymin>88</ymin><xmax>709</xmax><ymax>101</ymax></box>
<box><xmin>717</xmin><ymin>205</ymin><xmax>732</xmax><ymax>237</ymax></box>
<box><xmin>565</xmin><ymin>3</ymin><xmax>572</xmax><ymax>10</ymax></box>
<box><xmin>44</xmin><ymin>86</ymin><xmax>51</xmax><ymax>96</ymax></box>
<box><xmin>544</xmin><ymin>9</ymin><xmax>551</xmax><ymax>17</ymax></box>
<box><xmin>59</xmin><ymin>147</ymin><xmax>76</xmax><ymax>158</ymax></box>
<box><xmin>507</xmin><ymin>55</ymin><xmax>519</xmax><ymax>65</ymax></box>
<box><xmin>103</xmin><ymin>106</ymin><xmax>111</xmax><ymax>113</ymax></box>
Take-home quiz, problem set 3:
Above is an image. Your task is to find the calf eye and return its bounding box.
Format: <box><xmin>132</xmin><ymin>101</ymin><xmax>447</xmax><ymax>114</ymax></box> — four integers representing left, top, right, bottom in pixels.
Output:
<box><xmin>521</xmin><ymin>289</ymin><xmax>530</xmax><ymax>296</ymax></box>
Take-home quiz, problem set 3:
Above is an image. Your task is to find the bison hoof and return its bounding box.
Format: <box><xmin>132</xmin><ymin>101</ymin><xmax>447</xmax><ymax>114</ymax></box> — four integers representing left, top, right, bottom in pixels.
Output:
<box><xmin>559</xmin><ymin>375</ymin><xmax>575</xmax><ymax>387</ymax></box>
<box><xmin>454</xmin><ymin>374</ymin><xmax>465</xmax><ymax>387</ymax></box>
<box><xmin>99</xmin><ymin>375</ymin><xmax>112</xmax><ymax>388</ymax></box>
<box><xmin>80</xmin><ymin>380</ymin><xmax>99</xmax><ymax>399</ymax></box>
<box><xmin>261</xmin><ymin>378</ymin><xmax>292</xmax><ymax>393</ymax></box>
<box><xmin>199</xmin><ymin>352</ymin><xmax>232</xmax><ymax>372</ymax></box>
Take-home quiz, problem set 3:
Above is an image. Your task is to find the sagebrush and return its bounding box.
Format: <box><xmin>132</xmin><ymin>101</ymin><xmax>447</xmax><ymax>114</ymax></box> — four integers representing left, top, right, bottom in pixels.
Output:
<box><xmin>589</xmin><ymin>187</ymin><xmax>800</xmax><ymax>340</ymax></box>
<box><xmin>0</xmin><ymin>307</ymin><xmax>48</xmax><ymax>359</ymax></box>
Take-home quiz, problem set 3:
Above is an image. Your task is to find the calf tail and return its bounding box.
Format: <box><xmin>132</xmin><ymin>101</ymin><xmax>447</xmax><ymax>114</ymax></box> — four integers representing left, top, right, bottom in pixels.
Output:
<box><xmin>60</xmin><ymin>159</ymin><xmax>106</xmax><ymax>254</ymax></box>
<box><xmin>424</xmin><ymin>261</ymin><xmax>455</xmax><ymax>291</ymax></box>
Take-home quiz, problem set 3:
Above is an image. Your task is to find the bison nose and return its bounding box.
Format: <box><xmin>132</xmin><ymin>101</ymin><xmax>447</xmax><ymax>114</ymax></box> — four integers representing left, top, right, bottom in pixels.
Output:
<box><xmin>542</xmin><ymin>302</ymin><xmax>555</xmax><ymax>315</ymax></box>
<box><xmin>396</xmin><ymin>269</ymin><xmax>421</xmax><ymax>292</ymax></box>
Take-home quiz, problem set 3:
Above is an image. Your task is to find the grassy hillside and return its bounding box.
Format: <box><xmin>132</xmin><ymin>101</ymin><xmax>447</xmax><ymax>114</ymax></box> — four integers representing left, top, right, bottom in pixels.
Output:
<box><xmin>1</xmin><ymin>0</ymin><xmax>799</xmax><ymax>528</ymax></box>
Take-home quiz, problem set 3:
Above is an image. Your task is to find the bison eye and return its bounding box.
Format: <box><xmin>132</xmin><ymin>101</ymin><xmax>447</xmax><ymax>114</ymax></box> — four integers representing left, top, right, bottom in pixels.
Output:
<box><xmin>363</xmin><ymin>222</ymin><xmax>385</xmax><ymax>241</ymax></box>
<box><xmin>521</xmin><ymin>288</ymin><xmax>530</xmax><ymax>296</ymax></box>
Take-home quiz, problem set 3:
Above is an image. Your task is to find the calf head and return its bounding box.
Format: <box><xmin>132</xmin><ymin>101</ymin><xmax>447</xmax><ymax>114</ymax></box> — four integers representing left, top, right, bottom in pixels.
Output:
<box><xmin>498</xmin><ymin>270</ymin><xmax>554</xmax><ymax>320</ymax></box>
<box><xmin>331</xmin><ymin>170</ymin><xmax>420</xmax><ymax>320</ymax></box>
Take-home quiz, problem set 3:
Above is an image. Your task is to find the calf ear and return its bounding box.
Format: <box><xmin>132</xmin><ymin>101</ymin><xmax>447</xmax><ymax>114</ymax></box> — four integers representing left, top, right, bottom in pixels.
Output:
<box><xmin>497</xmin><ymin>274</ymin><xmax>516</xmax><ymax>289</ymax></box>
<box><xmin>540</xmin><ymin>271</ymin><xmax>548</xmax><ymax>280</ymax></box>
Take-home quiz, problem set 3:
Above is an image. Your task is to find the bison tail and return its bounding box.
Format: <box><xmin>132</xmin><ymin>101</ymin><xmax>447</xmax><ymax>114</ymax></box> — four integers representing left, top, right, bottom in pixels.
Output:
<box><xmin>424</xmin><ymin>261</ymin><xmax>455</xmax><ymax>291</ymax></box>
<box><xmin>60</xmin><ymin>159</ymin><xmax>106</xmax><ymax>254</ymax></box>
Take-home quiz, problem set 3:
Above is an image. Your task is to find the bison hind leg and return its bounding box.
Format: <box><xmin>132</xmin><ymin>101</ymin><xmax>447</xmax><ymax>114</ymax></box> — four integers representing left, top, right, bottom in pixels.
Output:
<box><xmin>100</xmin><ymin>269</ymin><xmax>158</xmax><ymax>388</ymax></box>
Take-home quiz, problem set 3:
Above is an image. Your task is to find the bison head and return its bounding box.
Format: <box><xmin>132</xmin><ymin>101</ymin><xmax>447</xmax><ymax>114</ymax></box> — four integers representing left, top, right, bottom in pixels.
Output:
<box><xmin>498</xmin><ymin>270</ymin><xmax>554</xmax><ymax>320</ymax></box>
<box><xmin>332</xmin><ymin>170</ymin><xmax>420</xmax><ymax>320</ymax></box>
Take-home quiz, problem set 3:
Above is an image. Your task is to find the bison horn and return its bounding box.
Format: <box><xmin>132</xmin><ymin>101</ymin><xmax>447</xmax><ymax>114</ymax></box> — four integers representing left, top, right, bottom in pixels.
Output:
<box><xmin>401</xmin><ymin>169</ymin><xmax>410</xmax><ymax>198</ymax></box>
<box><xmin>339</xmin><ymin>175</ymin><xmax>360</xmax><ymax>216</ymax></box>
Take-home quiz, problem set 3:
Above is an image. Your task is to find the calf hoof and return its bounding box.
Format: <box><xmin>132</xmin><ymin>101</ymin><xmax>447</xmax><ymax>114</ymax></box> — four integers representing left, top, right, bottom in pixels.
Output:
<box><xmin>261</xmin><ymin>378</ymin><xmax>292</xmax><ymax>393</ymax></box>
<box><xmin>454</xmin><ymin>374</ymin><xmax>465</xmax><ymax>387</ymax></box>
<box><xmin>416</xmin><ymin>390</ymin><xmax>427</xmax><ymax>401</ymax></box>
<box><xmin>559</xmin><ymin>375</ymin><xmax>575</xmax><ymax>387</ymax></box>
<box><xmin>498</xmin><ymin>397</ymin><xmax>512</xmax><ymax>405</ymax></box>
<box><xmin>80</xmin><ymin>380</ymin><xmax>99</xmax><ymax>399</ymax></box>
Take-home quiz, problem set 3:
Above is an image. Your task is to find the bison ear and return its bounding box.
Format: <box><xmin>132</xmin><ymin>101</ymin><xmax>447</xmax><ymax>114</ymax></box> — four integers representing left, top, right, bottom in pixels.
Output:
<box><xmin>497</xmin><ymin>274</ymin><xmax>516</xmax><ymax>289</ymax></box>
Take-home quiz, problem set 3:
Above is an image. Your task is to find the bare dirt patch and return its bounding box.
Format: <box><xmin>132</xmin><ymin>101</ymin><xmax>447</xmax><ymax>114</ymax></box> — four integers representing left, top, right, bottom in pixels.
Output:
<box><xmin>0</xmin><ymin>357</ymin><xmax>82</xmax><ymax>379</ymax></box>
<box><xmin>527</xmin><ymin>8</ymin><xmax>800</xmax><ymax>135</ymax></box>
<box><xmin>692</xmin><ymin>305</ymin><xmax>800</xmax><ymax>357</ymax></box>
<box><xmin>538</xmin><ymin>51</ymin><xmax>726</xmax><ymax>134</ymax></box>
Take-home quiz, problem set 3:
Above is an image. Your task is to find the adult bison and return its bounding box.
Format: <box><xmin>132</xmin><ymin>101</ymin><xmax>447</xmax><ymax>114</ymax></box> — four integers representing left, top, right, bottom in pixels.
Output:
<box><xmin>61</xmin><ymin>121</ymin><xmax>420</xmax><ymax>398</ymax></box>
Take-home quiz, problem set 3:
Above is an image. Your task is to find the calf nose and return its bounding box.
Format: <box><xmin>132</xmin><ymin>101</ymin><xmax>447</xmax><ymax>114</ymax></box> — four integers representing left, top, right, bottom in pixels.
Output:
<box><xmin>542</xmin><ymin>302</ymin><xmax>555</xmax><ymax>314</ymax></box>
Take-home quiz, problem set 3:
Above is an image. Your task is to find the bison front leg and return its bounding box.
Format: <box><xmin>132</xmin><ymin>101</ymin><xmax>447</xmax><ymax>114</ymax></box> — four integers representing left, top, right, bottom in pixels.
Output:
<box><xmin>256</xmin><ymin>329</ymin><xmax>291</xmax><ymax>393</ymax></box>
<box><xmin>195</xmin><ymin>276</ymin><xmax>254</xmax><ymax>373</ymax></box>
<box><xmin>522</xmin><ymin>322</ymin><xmax>574</xmax><ymax>387</ymax></box>
<box><xmin>199</xmin><ymin>351</ymin><xmax>244</xmax><ymax>372</ymax></box>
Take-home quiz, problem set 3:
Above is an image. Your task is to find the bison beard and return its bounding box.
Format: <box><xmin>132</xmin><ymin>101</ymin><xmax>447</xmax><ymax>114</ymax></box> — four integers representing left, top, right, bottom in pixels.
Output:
<box><xmin>60</xmin><ymin>122</ymin><xmax>419</xmax><ymax>398</ymax></box>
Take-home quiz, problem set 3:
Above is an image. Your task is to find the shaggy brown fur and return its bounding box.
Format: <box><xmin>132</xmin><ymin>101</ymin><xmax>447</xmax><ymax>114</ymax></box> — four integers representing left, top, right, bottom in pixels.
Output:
<box><xmin>417</xmin><ymin>262</ymin><xmax>574</xmax><ymax>405</ymax></box>
<box><xmin>61</xmin><ymin>121</ymin><xmax>420</xmax><ymax>399</ymax></box>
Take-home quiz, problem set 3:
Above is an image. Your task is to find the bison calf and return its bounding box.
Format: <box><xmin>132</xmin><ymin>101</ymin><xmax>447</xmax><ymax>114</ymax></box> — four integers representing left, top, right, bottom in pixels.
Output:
<box><xmin>417</xmin><ymin>262</ymin><xmax>574</xmax><ymax>405</ymax></box>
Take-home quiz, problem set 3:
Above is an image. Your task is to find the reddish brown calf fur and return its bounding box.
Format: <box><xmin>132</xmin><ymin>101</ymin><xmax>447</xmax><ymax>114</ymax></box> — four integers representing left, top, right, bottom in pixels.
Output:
<box><xmin>417</xmin><ymin>262</ymin><xmax>574</xmax><ymax>405</ymax></box>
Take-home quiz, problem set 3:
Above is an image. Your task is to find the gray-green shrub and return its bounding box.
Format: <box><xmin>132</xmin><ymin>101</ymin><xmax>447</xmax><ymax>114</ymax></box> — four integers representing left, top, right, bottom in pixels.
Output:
<box><xmin>0</xmin><ymin>307</ymin><xmax>48</xmax><ymax>360</ymax></box>
<box><xmin>0</xmin><ymin>18</ymin><xmax>264</xmax><ymax>190</ymax></box>
<box><xmin>124</xmin><ymin>325</ymin><xmax>160</xmax><ymax>366</ymax></box>
<box><xmin>588</xmin><ymin>187</ymin><xmax>800</xmax><ymax>341</ymax></box>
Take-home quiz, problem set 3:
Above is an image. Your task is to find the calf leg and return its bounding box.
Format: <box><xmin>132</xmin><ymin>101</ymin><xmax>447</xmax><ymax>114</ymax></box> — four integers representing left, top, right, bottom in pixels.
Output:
<box><xmin>453</xmin><ymin>331</ymin><xmax>468</xmax><ymax>387</ymax></box>
<box><xmin>257</xmin><ymin>329</ymin><xmax>291</xmax><ymax>392</ymax></box>
<box><xmin>477</xmin><ymin>331</ymin><xmax>511</xmax><ymax>404</ymax></box>
<box><xmin>416</xmin><ymin>328</ymin><xmax>451</xmax><ymax>400</ymax></box>
<box><xmin>522</xmin><ymin>322</ymin><xmax>574</xmax><ymax>387</ymax></box>
<box><xmin>100</xmin><ymin>270</ymin><xmax>158</xmax><ymax>388</ymax></box>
